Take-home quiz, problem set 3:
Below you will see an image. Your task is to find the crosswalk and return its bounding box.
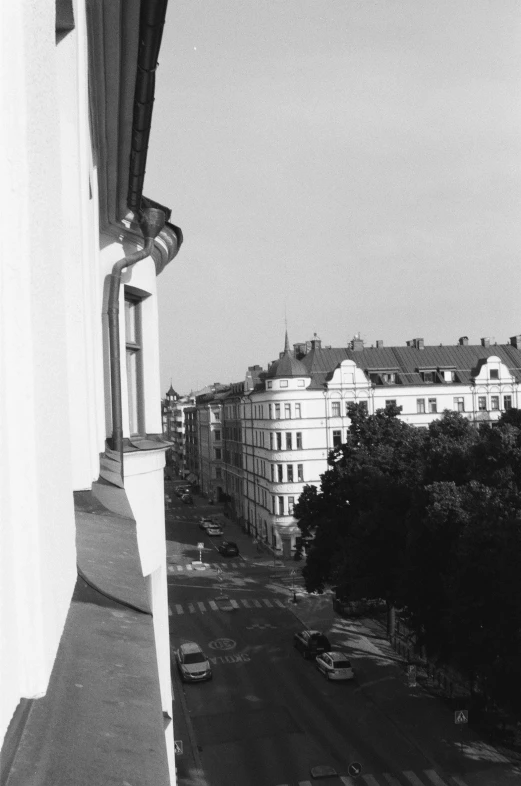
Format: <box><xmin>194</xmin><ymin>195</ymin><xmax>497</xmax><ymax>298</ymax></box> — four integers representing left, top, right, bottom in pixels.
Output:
<box><xmin>168</xmin><ymin>561</ymin><xmax>245</xmax><ymax>572</ymax></box>
<box><xmin>168</xmin><ymin>597</ymin><xmax>287</xmax><ymax>615</ymax></box>
<box><xmin>274</xmin><ymin>770</ymin><xmax>468</xmax><ymax>786</ymax></box>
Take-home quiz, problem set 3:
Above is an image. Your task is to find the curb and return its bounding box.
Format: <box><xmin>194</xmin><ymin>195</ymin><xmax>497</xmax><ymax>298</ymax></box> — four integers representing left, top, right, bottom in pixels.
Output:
<box><xmin>173</xmin><ymin>671</ymin><xmax>209</xmax><ymax>786</ymax></box>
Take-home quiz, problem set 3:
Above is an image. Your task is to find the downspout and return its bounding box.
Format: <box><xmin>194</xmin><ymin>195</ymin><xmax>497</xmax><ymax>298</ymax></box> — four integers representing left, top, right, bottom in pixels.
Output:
<box><xmin>107</xmin><ymin>207</ymin><xmax>165</xmax><ymax>474</ymax></box>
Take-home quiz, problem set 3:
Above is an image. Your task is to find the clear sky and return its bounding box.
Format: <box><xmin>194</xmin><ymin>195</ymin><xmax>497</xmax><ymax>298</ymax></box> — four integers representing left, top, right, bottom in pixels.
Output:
<box><xmin>146</xmin><ymin>0</ymin><xmax>521</xmax><ymax>396</ymax></box>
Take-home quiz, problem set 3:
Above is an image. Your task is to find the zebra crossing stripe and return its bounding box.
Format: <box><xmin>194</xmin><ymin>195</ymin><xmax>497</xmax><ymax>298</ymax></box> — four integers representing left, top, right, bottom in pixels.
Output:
<box><xmin>262</xmin><ymin>599</ymin><xmax>273</xmax><ymax>607</ymax></box>
<box><xmin>252</xmin><ymin>599</ymin><xmax>262</xmax><ymax>607</ymax></box>
<box><xmin>361</xmin><ymin>775</ymin><xmax>380</xmax><ymax>785</ymax></box>
<box><xmin>230</xmin><ymin>599</ymin><xmax>240</xmax><ymax>609</ymax></box>
<box><xmin>197</xmin><ymin>602</ymin><xmax>206</xmax><ymax>612</ymax></box>
<box><xmin>175</xmin><ymin>604</ymin><xmax>184</xmax><ymax>615</ymax></box>
<box><xmin>339</xmin><ymin>778</ymin><xmax>356</xmax><ymax>785</ymax></box>
<box><xmin>424</xmin><ymin>771</ymin><xmax>450</xmax><ymax>785</ymax></box>
<box><xmin>188</xmin><ymin>603</ymin><xmax>196</xmax><ymax>613</ymax></box>
<box><xmin>208</xmin><ymin>600</ymin><xmax>218</xmax><ymax>610</ymax></box>
<box><xmin>403</xmin><ymin>772</ymin><xmax>426</xmax><ymax>785</ymax></box>
<box><xmin>274</xmin><ymin>599</ymin><xmax>285</xmax><ymax>607</ymax></box>
<box><xmin>382</xmin><ymin>773</ymin><xmax>403</xmax><ymax>785</ymax></box>
<box><xmin>451</xmin><ymin>776</ymin><xmax>469</xmax><ymax>786</ymax></box>
<box><xmin>186</xmin><ymin>564</ymin><xmax>193</xmax><ymax>571</ymax></box>
<box><xmin>241</xmin><ymin>599</ymin><xmax>251</xmax><ymax>608</ymax></box>
<box><xmin>176</xmin><ymin>565</ymin><xmax>183</xmax><ymax>572</ymax></box>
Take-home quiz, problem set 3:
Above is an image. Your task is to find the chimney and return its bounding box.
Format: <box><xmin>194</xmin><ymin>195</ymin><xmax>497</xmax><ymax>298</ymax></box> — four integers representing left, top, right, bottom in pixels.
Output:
<box><xmin>293</xmin><ymin>343</ymin><xmax>306</xmax><ymax>359</ymax></box>
<box><xmin>376</xmin><ymin>340</ymin><xmax>384</xmax><ymax>349</ymax></box>
<box><xmin>407</xmin><ymin>338</ymin><xmax>424</xmax><ymax>349</ymax></box>
<box><xmin>349</xmin><ymin>332</ymin><xmax>364</xmax><ymax>351</ymax></box>
<box><xmin>481</xmin><ymin>337</ymin><xmax>490</xmax><ymax>348</ymax></box>
<box><xmin>510</xmin><ymin>335</ymin><xmax>521</xmax><ymax>349</ymax></box>
<box><xmin>310</xmin><ymin>336</ymin><xmax>322</xmax><ymax>350</ymax></box>
<box><xmin>458</xmin><ymin>336</ymin><xmax>469</xmax><ymax>346</ymax></box>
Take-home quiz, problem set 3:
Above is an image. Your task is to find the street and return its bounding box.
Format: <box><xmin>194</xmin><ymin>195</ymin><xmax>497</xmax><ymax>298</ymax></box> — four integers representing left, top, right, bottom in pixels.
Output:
<box><xmin>165</xmin><ymin>485</ymin><xmax>521</xmax><ymax>786</ymax></box>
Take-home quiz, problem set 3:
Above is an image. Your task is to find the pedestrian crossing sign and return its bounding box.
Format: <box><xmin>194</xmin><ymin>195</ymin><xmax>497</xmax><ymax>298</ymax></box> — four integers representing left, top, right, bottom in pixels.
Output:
<box><xmin>174</xmin><ymin>740</ymin><xmax>183</xmax><ymax>755</ymax></box>
<box><xmin>455</xmin><ymin>710</ymin><xmax>468</xmax><ymax>724</ymax></box>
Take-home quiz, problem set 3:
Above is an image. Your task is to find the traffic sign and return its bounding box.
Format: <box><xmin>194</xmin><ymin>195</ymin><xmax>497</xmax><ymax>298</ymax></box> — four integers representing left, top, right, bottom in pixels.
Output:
<box><xmin>407</xmin><ymin>664</ymin><xmax>417</xmax><ymax>687</ymax></box>
<box><xmin>197</xmin><ymin>542</ymin><xmax>204</xmax><ymax>549</ymax></box>
<box><xmin>348</xmin><ymin>761</ymin><xmax>362</xmax><ymax>777</ymax></box>
<box><xmin>174</xmin><ymin>740</ymin><xmax>183</xmax><ymax>755</ymax></box>
<box><xmin>455</xmin><ymin>710</ymin><xmax>468</xmax><ymax>724</ymax></box>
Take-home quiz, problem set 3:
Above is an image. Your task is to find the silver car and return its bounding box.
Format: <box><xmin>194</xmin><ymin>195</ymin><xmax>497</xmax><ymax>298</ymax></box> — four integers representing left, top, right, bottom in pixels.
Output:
<box><xmin>176</xmin><ymin>642</ymin><xmax>212</xmax><ymax>682</ymax></box>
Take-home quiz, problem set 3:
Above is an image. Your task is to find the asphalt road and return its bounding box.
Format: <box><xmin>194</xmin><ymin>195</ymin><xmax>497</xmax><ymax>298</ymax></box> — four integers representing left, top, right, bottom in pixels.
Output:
<box><xmin>165</xmin><ymin>486</ymin><xmax>521</xmax><ymax>786</ymax></box>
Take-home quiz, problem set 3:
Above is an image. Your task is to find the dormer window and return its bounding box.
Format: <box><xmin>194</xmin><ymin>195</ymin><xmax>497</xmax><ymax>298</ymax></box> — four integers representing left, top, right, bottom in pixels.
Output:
<box><xmin>421</xmin><ymin>371</ymin><xmax>435</xmax><ymax>383</ymax></box>
<box><xmin>381</xmin><ymin>373</ymin><xmax>396</xmax><ymax>384</ymax></box>
<box><xmin>490</xmin><ymin>369</ymin><xmax>499</xmax><ymax>380</ymax></box>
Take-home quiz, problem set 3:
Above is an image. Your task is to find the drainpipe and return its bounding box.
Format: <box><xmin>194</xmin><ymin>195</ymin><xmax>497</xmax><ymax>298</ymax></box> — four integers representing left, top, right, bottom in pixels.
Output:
<box><xmin>107</xmin><ymin>207</ymin><xmax>166</xmax><ymax>473</ymax></box>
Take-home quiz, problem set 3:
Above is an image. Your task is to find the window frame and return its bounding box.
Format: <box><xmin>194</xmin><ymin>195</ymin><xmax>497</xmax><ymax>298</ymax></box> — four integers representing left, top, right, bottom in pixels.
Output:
<box><xmin>124</xmin><ymin>293</ymin><xmax>145</xmax><ymax>436</ymax></box>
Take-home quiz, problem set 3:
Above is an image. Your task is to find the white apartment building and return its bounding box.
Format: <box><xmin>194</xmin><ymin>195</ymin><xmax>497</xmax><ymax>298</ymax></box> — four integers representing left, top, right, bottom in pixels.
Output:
<box><xmin>241</xmin><ymin>333</ymin><xmax>521</xmax><ymax>557</ymax></box>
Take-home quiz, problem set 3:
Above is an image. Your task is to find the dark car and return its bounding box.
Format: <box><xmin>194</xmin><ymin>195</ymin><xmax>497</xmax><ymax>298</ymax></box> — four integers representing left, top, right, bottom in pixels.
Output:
<box><xmin>293</xmin><ymin>629</ymin><xmax>331</xmax><ymax>659</ymax></box>
<box><xmin>217</xmin><ymin>540</ymin><xmax>239</xmax><ymax>557</ymax></box>
<box><xmin>181</xmin><ymin>494</ymin><xmax>193</xmax><ymax>505</ymax></box>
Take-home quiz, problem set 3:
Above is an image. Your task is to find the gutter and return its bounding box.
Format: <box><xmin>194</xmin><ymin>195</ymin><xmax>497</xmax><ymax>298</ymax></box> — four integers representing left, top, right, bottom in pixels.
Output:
<box><xmin>128</xmin><ymin>0</ymin><xmax>169</xmax><ymax>212</ymax></box>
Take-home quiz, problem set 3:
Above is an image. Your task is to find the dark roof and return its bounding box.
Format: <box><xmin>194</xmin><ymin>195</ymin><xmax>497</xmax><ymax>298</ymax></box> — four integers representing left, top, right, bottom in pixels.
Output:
<box><xmin>297</xmin><ymin>344</ymin><xmax>521</xmax><ymax>387</ymax></box>
<box><xmin>266</xmin><ymin>350</ymin><xmax>309</xmax><ymax>379</ymax></box>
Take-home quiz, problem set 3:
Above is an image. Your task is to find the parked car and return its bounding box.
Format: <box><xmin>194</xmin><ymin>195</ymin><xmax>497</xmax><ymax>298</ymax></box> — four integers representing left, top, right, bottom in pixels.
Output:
<box><xmin>206</xmin><ymin>525</ymin><xmax>224</xmax><ymax>536</ymax></box>
<box><xmin>332</xmin><ymin>596</ymin><xmax>386</xmax><ymax>618</ymax></box>
<box><xmin>175</xmin><ymin>642</ymin><xmax>212</xmax><ymax>682</ymax></box>
<box><xmin>199</xmin><ymin>517</ymin><xmax>214</xmax><ymax>530</ymax></box>
<box><xmin>217</xmin><ymin>540</ymin><xmax>239</xmax><ymax>557</ymax></box>
<box><xmin>293</xmin><ymin>630</ymin><xmax>331</xmax><ymax>659</ymax></box>
<box><xmin>315</xmin><ymin>651</ymin><xmax>354</xmax><ymax>681</ymax></box>
<box><xmin>181</xmin><ymin>494</ymin><xmax>193</xmax><ymax>505</ymax></box>
<box><xmin>175</xmin><ymin>486</ymin><xmax>190</xmax><ymax>497</ymax></box>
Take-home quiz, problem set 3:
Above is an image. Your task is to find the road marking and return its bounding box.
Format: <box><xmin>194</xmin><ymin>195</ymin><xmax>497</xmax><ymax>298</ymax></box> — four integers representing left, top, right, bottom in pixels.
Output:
<box><xmin>252</xmin><ymin>599</ymin><xmax>263</xmax><ymax>607</ymax></box>
<box><xmin>208</xmin><ymin>600</ymin><xmax>218</xmax><ymax>610</ymax></box>
<box><xmin>197</xmin><ymin>602</ymin><xmax>206</xmax><ymax>612</ymax></box>
<box><xmin>339</xmin><ymin>778</ymin><xmax>357</xmax><ymax>786</ymax></box>
<box><xmin>450</xmin><ymin>777</ymin><xmax>469</xmax><ymax>786</ymax></box>
<box><xmin>424</xmin><ymin>771</ymin><xmax>451</xmax><ymax>785</ymax></box>
<box><xmin>262</xmin><ymin>599</ymin><xmax>273</xmax><ymax>607</ymax></box>
<box><xmin>230</xmin><ymin>599</ymin><xmax>240</xmax><ymax>609</ymax></box>
<box><xmin>175</xmin><ymin>604</ymin><xmax>184</xmax><ymax>615</ymax></box>
<box><xmin>297</xmin><ymin>781</ymin><xmax>312</xmax><ymax>785</ymax></box>
<box><xmin>361</xmin><ymin>776</ymin><xmax>380</xmax><ymax>785</ymax></box>
<box><xmin>241</xmin><ymin>599</ymin><xmax>251</xmax><ymax>608</ymax></box>
<box><xmin>382</xmin><ymin>774</ymin><xmax>403</xmax><ymax>785</ymax></box>
<box><xmin>176</xmin><ymin>565</ymin><xmax>183</xmax><ymax>571</ymax></box>
<box><xmin>187</xmin><ymin>603</ymin><xmax>196</xmax><ymax>613</ymax></box>
<box><xmin>185</xmin><ymin>564</ymin><xmax>193</xmax><ymax>571</ymax></box>
<box><xmin>403</xmin><ymin>772</ymin><xmax>426</xmax><ymax>785</ymax></box>
<box><xmin>274</xmin><ymin>599</ymin><xmax>285</xmax><ymax>607</ymax></box>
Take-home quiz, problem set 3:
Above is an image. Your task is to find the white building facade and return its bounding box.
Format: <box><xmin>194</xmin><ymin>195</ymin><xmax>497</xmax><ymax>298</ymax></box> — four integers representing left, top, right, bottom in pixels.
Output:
<box><xmin>240</xmin><ymin>334</ymin><xmax>521</xmax><ymax>557</ymax></box>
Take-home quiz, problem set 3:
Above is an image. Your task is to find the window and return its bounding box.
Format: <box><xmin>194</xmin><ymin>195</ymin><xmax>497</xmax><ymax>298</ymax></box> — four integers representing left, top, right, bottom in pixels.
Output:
<box><xmin>287</xmin><ymin>464</ymin><xmax>294</xmax><ymax>482</ymax></box>
<box><xmin>385</xmin><ymin>400</ymin><xmax>397</xmax><ymax>409</ymax></box>
<box><xmin>277</xmin><ymin>464</ymin><xmax>283</xmax><ymax>482</ymax></box>
<box><xmin>280</xmin><ymin>380</ymin><xmax>288</xmax><ymax>387</ymax></box>
<box><xmin>124</xmin><ymin>295</ymin><xmax>143</xmax><ymax>435</ymax></box>
<box><xmin>286</xmin><ymin>432</ymin><xmax>292</xmax><ymax>450</ymax></box>
<box><xmin>214</xmin><ymin>430</ymin><xmax>221</xmax><ymax>441</ymax></box>
<box><xmin>214</xmin><ymin>411</ymin><xmax>221</xmax><ymax>421</ymax></box>
<box><xmin>216</xmin><ymin>467</ymin><xmax>222</xmax><ymax>479</ymax></box>
<box><xmin>288</xmin><ymin>496</ymin><xmax>295</xmax><ymax>514</ymax></box>
<box><xmin>285</xmin><ymin>403</ymin><xmax>291</xmax><ymax>418</ymax></box>
<box><xmin>269</xmin><ymin>432</ymin><xmax>273</xmax><ymax>450</ymax></box>
<box><xmin>272</xmin><ymin>496</ymin><xmax>276</xmax><ymax>514</ymax></box>
<box><xmin>297</xmin><ymin>464</ymin><xmax>303</xmax><ymax>481</ymax></box>
<box><xmin>276</xmin><ymin>432</ymin><xmax>282</xmax><ymax>449</ymax></box>
<box><xmin>267</xmin><ymin>381</ymin><xmax>272</xmax><ymax>389</ymax></box>
<box><xmin>269</xmin><ymin>404</ymin><xmax>273</xmax><ymax>418</ymax></box>
<box><xmin>491</xmin><ymin>396</ymin><xmax>499</xmax><ymax>411</ymax></box>
<box><xmin>295</xmin><ymin>403</ymin><xmax>301</xmax><ymax>418</ymax></box>
<box><xmin>416</xmin><ymin>398</ymin><xmax>425</xmax><ymax>414</ymax></box>
<box><xmin>359</xmin><ymin>401</ymin><xmax>368</xmax><ymax>413</ymax></box>
<box><xmin>504</xmin><ymin>395</ymin><xmax>512</xmax><ymax>410</ymax></box>
<box><xmin>382</xmin><ymin>373</ymin><xmax>396</xmax><ymax>384</ymax></box>
<box><xmin>490</xmin><ymin>369</ymin><xmax>499</xmax><ymax>380</ymax></box>
<box><xmin>332</xmin><ymin>430</ymin><xmax>342</xmax><ymax>447</ymax></box>
<box><xmin>332</xmin><ymin>401</ymin><xmax>341</xmax><ymax>417</ymax></box>
<box><xmin>215</xmin><ymin>448</ymin><xmax>222</xmax><ymax>460</ymax></box>
<box><xmin>271</xmin><ymin>464</ymin><xmax>275</xmax><ymax>481</ymax></box>
<box><xmin>422</xmin><ymin>372</ymin><xmax>435</xmax><ymax>383</ymax></box>
<box><xmin>275</xmin><ymin>404</ymin><xmax>281</xmax><ymax>418</ymax></box>
<box><xmin>296</xmin><ymin>432</ymin><xmax>302</xmax><ymax>449</ymax></box>
<box><xmin>478</xmin><ymin>396</ymin><xmax>487</xmax><ymax>411</ymax></box>
<box><xmin>278</xmin><ymin>496</ymin><xmax>284</xmax><ymax>515</ymax></box>
<box><xmin>428</xmin><ymin>398</ymin><xmax>437</xmax><ymax>413</ymax></box>
<box><xmin>453</xmin><ymin>397</ymin><xmax>465</xmax><ymax>413</ymax></box>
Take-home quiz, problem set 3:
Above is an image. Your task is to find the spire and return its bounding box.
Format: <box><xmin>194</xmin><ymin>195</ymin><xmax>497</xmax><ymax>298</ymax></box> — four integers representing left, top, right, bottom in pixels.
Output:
<box><xmin>284</xmin><ymin>329</ymin><xmax>290</xmax><ymax>353</ymax></box>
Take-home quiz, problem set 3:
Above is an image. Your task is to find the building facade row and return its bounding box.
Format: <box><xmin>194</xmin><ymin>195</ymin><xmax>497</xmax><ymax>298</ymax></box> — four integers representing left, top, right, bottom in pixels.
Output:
<box><xmin>178</xmin><ymin>333</ymin><xmax>521</xmax><ymax>560</ymax></box>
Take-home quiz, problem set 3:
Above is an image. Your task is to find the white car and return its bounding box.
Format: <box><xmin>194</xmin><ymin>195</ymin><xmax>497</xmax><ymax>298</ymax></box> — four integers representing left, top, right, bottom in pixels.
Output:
<box><xmin>206</xmin><ymin>525</ymin><xmax>223</xmax><ymax>536</ymax></box>
<box><xmin>176</xmin><ymin>642</ymin><xmax>212</xmax><ymax>682</ymax></box>
<box><xmin>315</xmin><ymin>651</ymin><xmax>354</xmax><ymax>681</ymax></box>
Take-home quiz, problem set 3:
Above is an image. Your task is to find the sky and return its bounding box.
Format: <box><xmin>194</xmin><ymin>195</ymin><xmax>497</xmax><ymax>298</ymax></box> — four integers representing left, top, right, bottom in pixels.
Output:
<box><xmin>146</xmin><ymin>0</ymin><xmax>521</xmax><ymax>396</ymax></box>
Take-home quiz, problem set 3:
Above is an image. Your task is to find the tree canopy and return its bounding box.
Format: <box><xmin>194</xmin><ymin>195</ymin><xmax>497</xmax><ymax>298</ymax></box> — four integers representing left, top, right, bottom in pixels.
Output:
<box><xmin>295</xmin><ymin>404</ymin><xmax>521</xmax><ymax>713</ymax></box>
